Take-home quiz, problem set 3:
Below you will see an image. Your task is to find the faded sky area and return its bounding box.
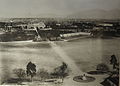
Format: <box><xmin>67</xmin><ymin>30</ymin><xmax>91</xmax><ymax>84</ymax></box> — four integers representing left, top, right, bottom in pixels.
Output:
<box><xmin>0</xmin><ymin>0</ymin><xmax>120</xmax><ymax>18</ymax></box>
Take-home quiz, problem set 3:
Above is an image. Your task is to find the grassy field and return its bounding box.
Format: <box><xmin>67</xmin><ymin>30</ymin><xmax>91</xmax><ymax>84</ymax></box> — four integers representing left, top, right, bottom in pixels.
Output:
<box><xmin>0</xmin><ymin>38</ymin><xmax>120</xmax><ymax>85</ymax></box>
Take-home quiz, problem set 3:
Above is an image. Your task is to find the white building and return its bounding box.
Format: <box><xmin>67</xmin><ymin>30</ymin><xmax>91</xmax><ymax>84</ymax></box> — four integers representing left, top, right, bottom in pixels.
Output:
<box><xmin>27</xmin><ymin>22</ymin><xmax>46</xmax><ymax>29</ymax></box>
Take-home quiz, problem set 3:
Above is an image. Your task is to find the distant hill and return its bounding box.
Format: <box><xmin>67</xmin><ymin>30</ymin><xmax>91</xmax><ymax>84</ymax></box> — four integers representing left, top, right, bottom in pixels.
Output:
<box><xmin>67</xmin><ymin>9</ymin><xmax>120</xmax><ymax>19</ymax></box>
<box><xmin>0</xmin><ymin>9</ymin><xmax>120</xmax><ymax>20</ymax></box>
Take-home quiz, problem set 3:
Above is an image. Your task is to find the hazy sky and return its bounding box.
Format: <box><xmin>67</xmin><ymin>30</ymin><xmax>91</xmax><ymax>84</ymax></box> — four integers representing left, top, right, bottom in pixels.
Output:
<box><xmin>0</xmin><ymin>0</ymin><xmax>120</xmax><ymax>18</ymax></box>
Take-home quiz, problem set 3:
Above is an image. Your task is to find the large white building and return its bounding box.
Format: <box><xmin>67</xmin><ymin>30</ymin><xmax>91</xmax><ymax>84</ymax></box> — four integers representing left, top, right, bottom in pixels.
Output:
<box><xmin>27</xmin><ymin>22</ymin><xmax>46</xmax><ymax>29</ymax></box>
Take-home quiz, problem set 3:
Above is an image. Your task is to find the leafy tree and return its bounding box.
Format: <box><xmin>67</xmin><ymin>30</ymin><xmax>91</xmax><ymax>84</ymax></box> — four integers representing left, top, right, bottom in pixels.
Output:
<box><xmin>26</xmin><ymin>61</ymin><xmax>36</xmax><ymax>81</ymax></box>
<box><xmin>96</xmin><ymin>63</ymin><xmax>109</xmax><ymax>72</ymax></box>
<box><xmin>110</xmin><ymin>55</ymin><xmax>118</xmax><ymax>69</ymax></box>
<box><xmin>51</xmin><ymin>62</ymin><xmax>69</xmax><ymax>82</ymax></box>
<box><xmin>37</xmin><ymin>68</ymin><xmax>50</xmax><ymax>81</ymax></box>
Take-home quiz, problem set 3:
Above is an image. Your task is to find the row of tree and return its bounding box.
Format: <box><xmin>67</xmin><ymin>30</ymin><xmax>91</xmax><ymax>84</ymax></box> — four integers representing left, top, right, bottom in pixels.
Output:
<box><xmin>13</xmin><ymin>62</ymin><xmax>69</xmax><ymax>83</ymax></box>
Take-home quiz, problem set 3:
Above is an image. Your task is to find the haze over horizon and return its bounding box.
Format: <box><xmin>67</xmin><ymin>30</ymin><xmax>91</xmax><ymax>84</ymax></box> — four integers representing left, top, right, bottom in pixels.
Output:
<box><xmin>0</xmin><ymin>0</ymin><xmax>120</xmax><ymax>19</ymax></box>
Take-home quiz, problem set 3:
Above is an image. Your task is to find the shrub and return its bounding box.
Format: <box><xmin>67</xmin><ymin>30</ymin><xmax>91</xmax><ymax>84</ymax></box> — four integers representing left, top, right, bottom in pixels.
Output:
<box><xmin>96</xmin><ymin>63</ymin><xmax>109</xmax><ymax>72</ymax></box>
<box><xmin>37</xmin><ymin>68</ymin><xmax>50</xmax><ymax>81</ymax></box>
<box><xmin>13</xmin><ymin>68</ymin><xmax>26</xmax><ymax>79</ymax></box>
<box><xmin>51</xmin><ymin>62</ymin><xmax>70</xmax><ymax>82</ymax></box>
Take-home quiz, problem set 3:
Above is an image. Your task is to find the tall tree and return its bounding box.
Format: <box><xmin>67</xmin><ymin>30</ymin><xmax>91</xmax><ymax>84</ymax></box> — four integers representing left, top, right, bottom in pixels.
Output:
<box><xmin>53</xmin><ymin>62</ymin><xmax>68</xmax><ymax>82</ymax></box>
<box><xmin>110</xmin><ymin>55</ymin><xmax>117</xmax><ymax>69</ymax></box>
<box><xmin>26</xmin><ymin>61</ymin><xmax>36</xmax><ymax>81</ymax></box>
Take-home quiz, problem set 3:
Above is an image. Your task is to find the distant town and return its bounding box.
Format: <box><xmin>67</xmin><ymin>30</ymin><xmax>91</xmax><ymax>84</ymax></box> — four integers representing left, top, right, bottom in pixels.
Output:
<box><xmin>0</xmin><ymin>18</ymin><xmax>120</xmax><ymax>42</ymax></box>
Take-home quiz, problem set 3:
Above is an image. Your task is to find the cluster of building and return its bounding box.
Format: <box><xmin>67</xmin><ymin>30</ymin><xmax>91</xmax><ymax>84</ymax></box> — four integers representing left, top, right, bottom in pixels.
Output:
<box><xmin>0</xmin><ymin>19</ymin><xmax>120</xmax><ymax>41</ymax></box>
<box><xmin>0</xmin><ymin>21</ymin><xmax>60</xmax><ymax>41</ymax></box>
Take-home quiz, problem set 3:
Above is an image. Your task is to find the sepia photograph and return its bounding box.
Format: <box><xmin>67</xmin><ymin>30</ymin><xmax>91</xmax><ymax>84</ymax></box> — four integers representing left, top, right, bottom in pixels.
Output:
<box><xmin>0</xmin><ymin>0</ymin><xmax>119</xmax><ymax>86</ymax></box>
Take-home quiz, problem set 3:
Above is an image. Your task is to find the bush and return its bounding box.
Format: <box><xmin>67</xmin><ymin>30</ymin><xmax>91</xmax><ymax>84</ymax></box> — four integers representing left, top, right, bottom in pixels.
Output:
<box><xmin>96</xmin><ymin>63</ymin><xmax>109</xmax><ymax>72</ymax></box>
<box><xmin>13</xmin><ymin>68</ymin><xmax>26</xmax><ymax>79</ymax></box>
<box><xmin>37</xmin><ymin>68</ymin><xmax>50</xmax><ymax>81</ymax></box>
<box><xmin>51</xmin><ymin>62</ymin><xmax>70</xmax><ymax>79</ymax></box>
<box><xmin>51</xmin><ymin>68</ymin><xmax>70</xmax><ymax>78</ymax></box>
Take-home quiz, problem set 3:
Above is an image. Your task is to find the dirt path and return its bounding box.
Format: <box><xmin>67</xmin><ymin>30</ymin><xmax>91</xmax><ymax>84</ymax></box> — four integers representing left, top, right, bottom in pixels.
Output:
<box><xmin>49</xmin><ymin>41</ymin><xmax>83</xmax><ymax>75</ymax></box>
<box><xmin>49</xmin><ymin>41</ymin><xmax>107</xmax><ymax>86</ymax></box>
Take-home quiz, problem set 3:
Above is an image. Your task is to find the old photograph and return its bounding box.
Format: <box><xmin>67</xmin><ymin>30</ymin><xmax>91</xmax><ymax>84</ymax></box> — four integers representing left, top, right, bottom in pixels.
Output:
<box><xmin>0</xmin><ymin>0</ymin><xmax>119</xmax><ymax>86</ymax></box>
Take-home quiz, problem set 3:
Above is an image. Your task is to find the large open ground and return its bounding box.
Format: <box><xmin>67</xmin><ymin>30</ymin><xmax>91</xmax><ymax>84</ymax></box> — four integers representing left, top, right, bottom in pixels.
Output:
<box><xmin>0</xmin><ymin>38</ymin><xmax>120</xmax><ymax>85</ymax></box>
